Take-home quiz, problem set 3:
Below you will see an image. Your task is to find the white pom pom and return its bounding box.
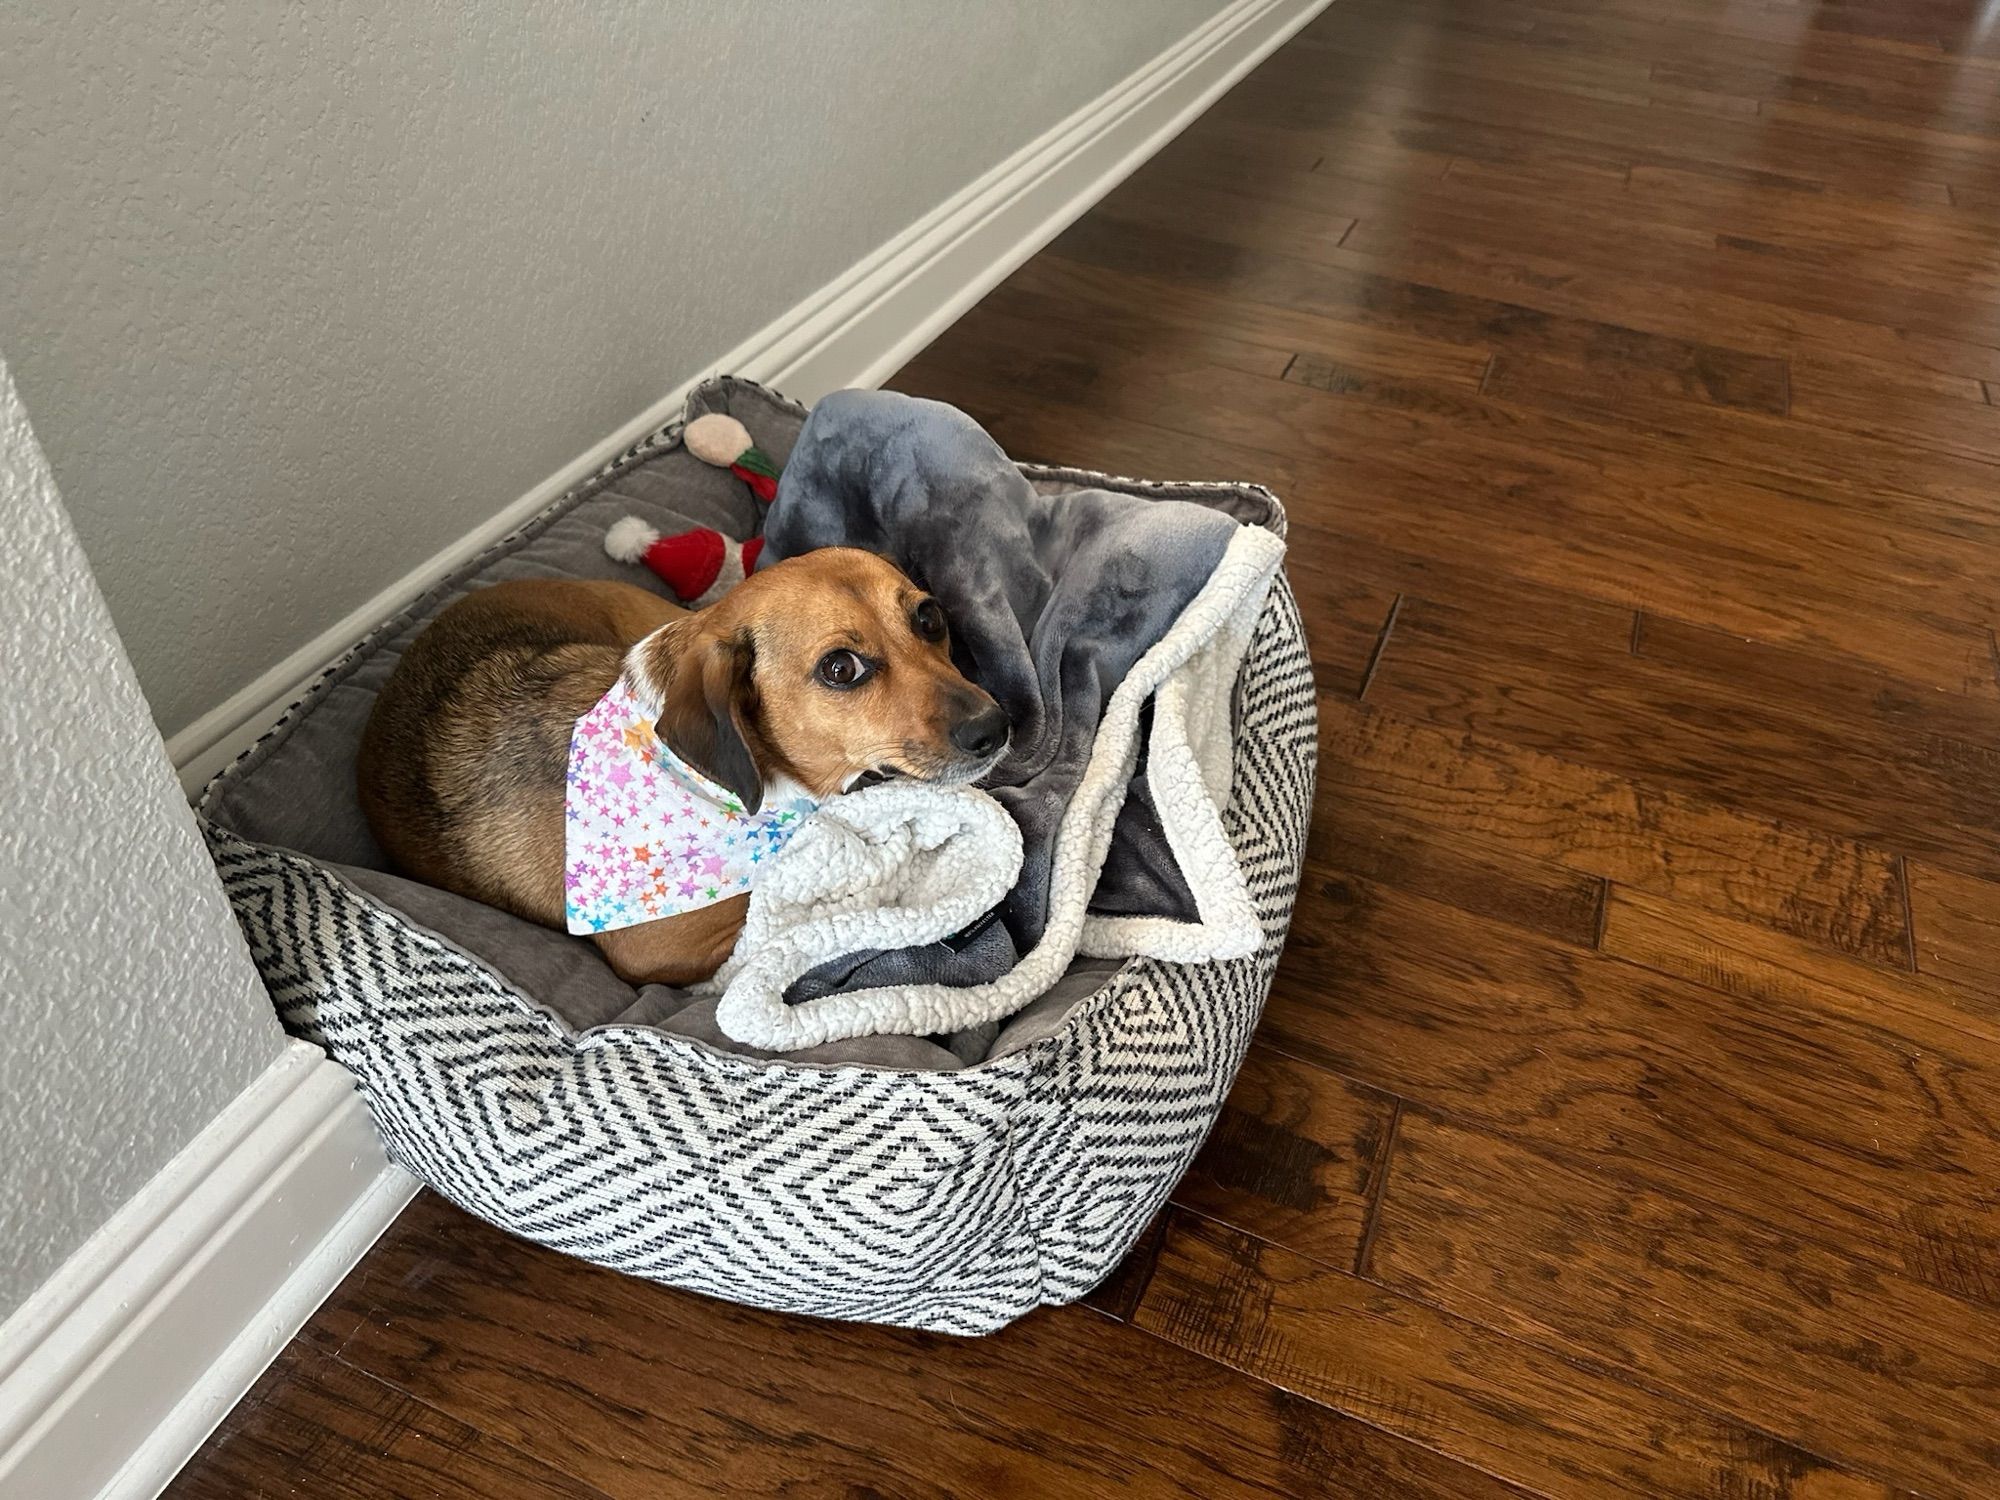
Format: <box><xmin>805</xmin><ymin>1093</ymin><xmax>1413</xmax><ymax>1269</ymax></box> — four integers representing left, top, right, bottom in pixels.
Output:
<box><xmin>685</xmin><ymin>412</ymin><xmax>752</xmax><ymax>467</ymax></box>
<box><xmin>604</xmin><ymin>515</ymin><xmax>660</xmax><ymax>564</ymax></box>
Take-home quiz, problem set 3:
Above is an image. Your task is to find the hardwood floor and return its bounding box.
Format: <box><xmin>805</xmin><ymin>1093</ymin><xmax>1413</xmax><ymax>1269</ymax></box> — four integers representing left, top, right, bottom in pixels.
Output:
<box><xmin>168</xmin><ymin>3</ymin><xmax>2000</xmax><ymax>1495</ymax></box>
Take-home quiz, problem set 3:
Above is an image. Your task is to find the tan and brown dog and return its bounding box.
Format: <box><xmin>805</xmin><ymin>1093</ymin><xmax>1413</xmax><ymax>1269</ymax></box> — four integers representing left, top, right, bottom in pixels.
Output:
<box><xmin>356</xmin><ymin>548</ymin><xmax>1008</xmax><ymax>987</ymax></box>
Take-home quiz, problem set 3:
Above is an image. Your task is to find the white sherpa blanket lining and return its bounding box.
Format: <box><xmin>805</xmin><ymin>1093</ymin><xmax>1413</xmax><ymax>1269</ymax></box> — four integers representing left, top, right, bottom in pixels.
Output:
<box><xmin>706</xmin><ymin>525</ymin><xmax>1286</xmax><ymax>1051</ymax></box>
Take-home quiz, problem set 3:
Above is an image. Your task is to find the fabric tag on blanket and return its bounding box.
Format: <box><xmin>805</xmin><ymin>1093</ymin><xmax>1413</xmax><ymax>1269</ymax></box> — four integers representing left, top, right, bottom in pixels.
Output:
<box><xmin>563</xmin><ymin>676</ymin><xmax>818</xmax><ymax>934</ymax></box>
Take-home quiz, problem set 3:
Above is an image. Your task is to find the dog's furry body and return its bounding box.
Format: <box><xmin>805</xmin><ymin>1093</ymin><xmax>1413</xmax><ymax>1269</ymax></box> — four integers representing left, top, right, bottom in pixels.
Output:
<box><xmin>357</xmin><ymin>550</ymin><xmax>1006</xmax><ymax>987</ymax></box>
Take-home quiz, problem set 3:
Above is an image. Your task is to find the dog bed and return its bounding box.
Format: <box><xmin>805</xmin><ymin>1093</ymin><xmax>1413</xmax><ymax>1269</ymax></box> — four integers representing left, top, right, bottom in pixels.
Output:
<box><xmin>198</xmin><ymin>377</ymin><xmax>1316</xmax><ymax>1334</ymax></box>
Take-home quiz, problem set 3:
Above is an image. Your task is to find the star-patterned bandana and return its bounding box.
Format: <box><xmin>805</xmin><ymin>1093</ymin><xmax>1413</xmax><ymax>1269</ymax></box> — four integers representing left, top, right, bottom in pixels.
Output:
<box><xmin>563</xmin><ymin>675</ymin><xmax>819</xmax><ymax>935</ymax></box>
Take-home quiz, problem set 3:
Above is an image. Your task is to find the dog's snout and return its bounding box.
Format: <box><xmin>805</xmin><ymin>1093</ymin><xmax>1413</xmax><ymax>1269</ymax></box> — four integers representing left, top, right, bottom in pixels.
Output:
<box><xmin>951</xmin><ymin>701</ymin><xmax>1010</xmax><ymax>760</ymax></box>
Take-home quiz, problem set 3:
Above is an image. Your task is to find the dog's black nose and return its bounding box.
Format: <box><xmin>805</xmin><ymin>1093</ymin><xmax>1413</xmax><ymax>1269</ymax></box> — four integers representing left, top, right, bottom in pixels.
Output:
<box><xmin>951</xmin><ymin>703</ymin><xmax>1010</xmax><ymax>759</ymax></box>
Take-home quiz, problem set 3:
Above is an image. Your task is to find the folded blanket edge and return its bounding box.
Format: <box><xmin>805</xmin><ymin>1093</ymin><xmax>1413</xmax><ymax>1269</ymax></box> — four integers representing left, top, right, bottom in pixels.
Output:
<box><xmin>713</xmin><ymin>524</ymin><xmax>1285</xmax><ymax>1052</ymax></box>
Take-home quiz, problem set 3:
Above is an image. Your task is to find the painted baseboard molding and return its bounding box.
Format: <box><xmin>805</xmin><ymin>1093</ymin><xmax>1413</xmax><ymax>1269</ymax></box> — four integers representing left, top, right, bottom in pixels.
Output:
<box><xmin>169</xmin><ymin>0</ymin><xmax>1331</xmax><ymax>794</ymax></box>
<box><xmin>0</xmin><ymin>1041</ymin><xmax>417</xmax><ymax>1500</ymax></box>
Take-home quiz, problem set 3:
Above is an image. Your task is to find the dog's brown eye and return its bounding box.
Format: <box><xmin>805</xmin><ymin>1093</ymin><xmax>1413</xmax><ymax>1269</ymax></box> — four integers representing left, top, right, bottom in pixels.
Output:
<box><xmin>913</xmin><ymin>599</ymin><xmax>947</xmax><ymax>641</ymax></box>
<box><xmin>816</xmin><ymin>649</ymin><xmax>870</xmax><ymax>689</ymax></box>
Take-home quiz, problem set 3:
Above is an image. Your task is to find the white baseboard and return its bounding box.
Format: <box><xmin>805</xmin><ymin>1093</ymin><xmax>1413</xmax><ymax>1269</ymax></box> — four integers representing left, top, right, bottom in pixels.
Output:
<box><xmin>168</xmin><ymin>0</ymin><xmax>1330</xmax><ymax>794</ymax></box>
<box><xmin>0</xmin><ymin>1041</ymin><xmax>418</xmax><ymax>1500</ymax></box>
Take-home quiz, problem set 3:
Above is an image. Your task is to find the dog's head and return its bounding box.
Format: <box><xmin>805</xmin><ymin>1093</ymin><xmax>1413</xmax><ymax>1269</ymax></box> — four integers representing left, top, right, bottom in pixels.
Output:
<box><xmin>632</xmin><ymin>547</ymin><xmax>1008</xmax><ymax>809</ymax></box>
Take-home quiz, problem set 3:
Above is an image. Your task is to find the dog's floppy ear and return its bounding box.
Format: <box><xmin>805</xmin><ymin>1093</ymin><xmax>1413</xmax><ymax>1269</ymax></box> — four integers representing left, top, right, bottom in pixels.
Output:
<box><xmin>654</xmin><ymin>625</ymin><xmax>763</xmax><ymax>812</ymax></box>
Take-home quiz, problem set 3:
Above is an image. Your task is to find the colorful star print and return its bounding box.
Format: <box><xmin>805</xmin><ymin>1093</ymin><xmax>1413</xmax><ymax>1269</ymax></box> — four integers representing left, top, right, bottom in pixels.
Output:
<box><xmin>563</xmin><ymin>675</ymin><xmax>819</xmax><ymax>934</ymax></box>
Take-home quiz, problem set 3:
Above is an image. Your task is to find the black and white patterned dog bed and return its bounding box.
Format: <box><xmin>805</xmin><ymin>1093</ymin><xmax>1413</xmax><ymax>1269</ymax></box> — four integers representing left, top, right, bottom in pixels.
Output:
<box><xmin>198</xmin><ymin>379</ymin><xmax>1315</xmax><ymax>1334</ymax></box>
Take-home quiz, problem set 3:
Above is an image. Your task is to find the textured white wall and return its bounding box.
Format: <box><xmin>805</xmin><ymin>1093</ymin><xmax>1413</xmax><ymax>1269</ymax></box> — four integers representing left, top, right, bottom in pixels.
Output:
<box><xmin>0</xmin><ymin>1</ymin><xmax>1228</xmax><ymax>738</ymax></box>
<box><xmin>0</xmin><ymin>354</ymin><xmax>286</xmax><ymax>1322</ymax></box>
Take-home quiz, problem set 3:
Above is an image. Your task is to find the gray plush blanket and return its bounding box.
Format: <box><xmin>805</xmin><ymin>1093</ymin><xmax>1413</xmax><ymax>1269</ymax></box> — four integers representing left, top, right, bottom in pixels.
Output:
<box><xmin>762</xmin><ymin>389</ymin><xmax>1274</xmax><ymax>995</ymax></box>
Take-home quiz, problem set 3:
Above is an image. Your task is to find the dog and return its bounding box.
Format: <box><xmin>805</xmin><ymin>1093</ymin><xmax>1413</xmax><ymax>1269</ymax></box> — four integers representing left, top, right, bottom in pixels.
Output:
<box><xmin>356</xmin><ymin>548</ymin><xmax>1008</xmax><ymax>987</ymax></box>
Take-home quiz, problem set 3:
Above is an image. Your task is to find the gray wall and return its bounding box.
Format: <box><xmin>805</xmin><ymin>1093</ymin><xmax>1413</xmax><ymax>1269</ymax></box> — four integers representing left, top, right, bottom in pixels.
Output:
<box><xmin>0</xmin><ymin>1</ymin><xmax>1228</xmax><ymax>739</ymax></box>
<box><xmin>0</xmin><ymin>352</ymin><xmax>286</xmax><ymax>1322</ymax></box>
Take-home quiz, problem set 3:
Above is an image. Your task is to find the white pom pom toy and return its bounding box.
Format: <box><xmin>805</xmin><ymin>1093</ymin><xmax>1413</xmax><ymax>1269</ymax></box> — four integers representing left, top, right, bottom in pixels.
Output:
<box><xmin>683</xmin><ymin>413</ymin><xmax>780</xmax><ymax>501</ymax></box>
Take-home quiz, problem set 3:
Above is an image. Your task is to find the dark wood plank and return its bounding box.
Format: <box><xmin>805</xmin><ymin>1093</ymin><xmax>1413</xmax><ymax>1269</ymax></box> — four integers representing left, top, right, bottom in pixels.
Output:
<box><xmin>1050</xmin><ymin>210</ymin><xmax>1790</xmax><ymax>387</ymax></box>
<box><xmin>1953</xmin><ymin>182</ymin><xmax>2000</xmax><ymax>219</ymax></box>
<box><xmin>1295</xmin><ymin>7</ymin><xmax>1663</xmax><ymax>102</ymax></box>
<box><xmin>162</xmin><ymin>1343</ymin><xmax>614</xmax><ymax>1500</ymax></box>
<box><xmin>1229</xmin><ymin>74</ymin><xmax>1971</xmax><ymax>217</ymax></box>
<box><xmin>1333</xmin><ymin>197</ymin><xmax>2000</xmax><ymax>386</ymax></box>
<box><xmin>1364</xmin><ymin>587</ymin><xmax>2000</xmax><ymax>878</ymax></box>
<box><xmin>1596</xmin><ymin>885</ymin><xmax>2000</xmax><ymax>1298</ymax></box>
<box><xmin>1133</xmin><ymin>1212</ymin><xmax>1905</xmax><ymax>1500</ymax></box>
<box><xmin>1448</xmin><ymin>0</ymin><xmax>1978</xmax><ymax>95</ymax></box>
<box><xmin>1091</xmin><ymin>171</ymin><xmax>1362</xmax><ymax>275</ymax></box>
<box><xmin>1601</xmin><ymin>882</ymin><xmax>2000</xmax><ymax>1043</ymax></box>
<box><xmin>1353</xmin><ymin>182</ymin><xmax>2000</xmax><ymax>370</ymax></box>
<box><xmin>1304</xmin><ymin>800</ymin><xmax>1607</xmax><ymax>950</ymax></box>
<box><xmin>1262</xmin><ymin>20</ymin><xmax>1993</xmax><ymax>190</ymax></box>
<box><xmin>1232</xmin><ymin>112</ymin><xmax>1932</xmax><ymax>297</ymax></box>
<box><xmin>1148</xmin><ymin>112</ymin><xmax>1459</xmax><ymax>192</ymax></box>
<box><xmin>1311</xmin><ymin>0</ymin><xmax>1985</xmax><ymax>92</ymax></box>
<box><xmin>1370</xmin><ymin>1111</ymin><xmax>2000</xmax><ymax>1497</ymax></box>
<box><xmin>1262</xmin><ymin>871</ymin><xmax>2000</xmax><ymax>1277</ymax></box>
<box><xmin>1909</xmin><ymin>859</ymin><xmax>2000</xmax><ymax>1002</ymax></box>
<box><xmin>1172</xmin><ymin>1044</ymin><xmax>1396</xmax><ymax>1268</ymax></box>
<box><xmin>1764</xmin><ymin>94</ymin><xmax>2000</xmax><ymax>149</ymax></box>
<box><xmin>1004</xmin><ymin>254</ymin><xmax>1495</xmax><ymax>390</ymax></box>
<box><xmin>1707</xmin><ymin>217</ymin><xmax>2000</xmax><ymax>301</ymax></box>
<box><xmin>1007</xmin><ymin>241</ymin><xmax>1999</xmax><ymax>538</ymax></box>
<box><xmin>1634</xmin><ymin>610</ymin><xmax>2000</xmax><ymax>748</ymax></box>
<box><xmin>1482</xmin><ymin>342</ymin><xmax>2000</xmax><ymax>492</ymax></box>
<box><xmin>305</xmin><ymin>1195</ymin><xmax>1537</xmax><ymax>1500</ymax></box>
<box><xmin>1787</xmin><ymin>345</ymin><xmax>1991</xmax><ymax>410</ymax></box>
<box><xmin>938</xmin><ymin>276</ymin><xmax>1297</xmax><ymax>384</ymax></box>
<box><xmin>1295</xmin><ymin>566</ymin><xmax>1399</xmax><ymax>700</ymax></box>
<box><xmin>1142</xmin><ymin>106</ymin><xmax>2000</xmax><ymax>377</ymax></box>
<box><xmin>895</xmin><ymin>371</ymin><xmax>1312</xmax><ymax>497</ymax></box>
<box><xmin>1618</xmin><ymin>163</ymin><xmax>2000</xmax><ymax>289</ymax></box>
<box><xmin>1316</xmin><ymin>696</ymin><xmax>1910</xmax><ymax>962</ymax></box>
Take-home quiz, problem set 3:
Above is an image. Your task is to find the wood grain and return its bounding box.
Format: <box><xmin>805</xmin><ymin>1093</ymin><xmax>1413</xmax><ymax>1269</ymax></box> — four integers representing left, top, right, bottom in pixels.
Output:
<box><xmin>1370</xmin><ymin>1112</ymin><xmax>2000</xmax><ymax>1496</ymax></box>
<box><xmin>1597</xmin><ymin>887</ymin><xmax>2000</xmax><ymax>1300</ymax></box>
<box><xmin>1304</xmin><ymin>800</ymin><xmax>1606</xmax><ymax>950</ymax></box>
<box><xmin>1908</xmin><ymin>859</ymin><xmax>2000</xmax><ymax>1001</ymax></box>
<box><xmin>1316</xmin><ymin>696</ymin><xmax>1910</xmax><ymax>961</ymax></box>
<box><xmin>1049</xmin><ymin>211</ymin><xmax>1786</xmax><ymax>383</ymax></box>
<box><xmin>1365</xmin><ymin>588</ymin><xmax>2000</xmax><ymax>875</ymax></box>
<box><xmin>1006</xmin><ymin>255</ymin><xmax>1495</xmax><ymax>390</ymax></box>
<box><xmin>161</xmin><ymin>1342</ymin><xmax>614</xmax><ymax>1500</ymax></box>
<box><xmin>1263</xmin><ymin>871</ymin><xmax>2000</xmax><ymax>1273</ymax></box>
<box><xmin>1134</xmin><ymin>1212</ymin><xmax>1904</xmax><ymax>1500</ymax></box>
<box><xmin>312</xmin><ymin>1196</ymin><xmax>1537</xmax><ymax>1500</ymax></box>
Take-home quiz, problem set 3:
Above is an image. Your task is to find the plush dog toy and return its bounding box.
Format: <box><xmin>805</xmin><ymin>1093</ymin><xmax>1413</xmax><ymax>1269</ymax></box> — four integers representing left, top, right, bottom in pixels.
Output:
<box><xmin>604</xmin><ymin>412</ymin><xmax>778</xmax><ymax>604</ymax></box>
<box><xmin>682</xmin><ymin>412</ymin><xmax>780</xmax><ymax>501</ymax></box>
<box><xmin>605</xmin><ymin>520</ymin><xmax>762</xmax><ymax>606</ymax></box>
